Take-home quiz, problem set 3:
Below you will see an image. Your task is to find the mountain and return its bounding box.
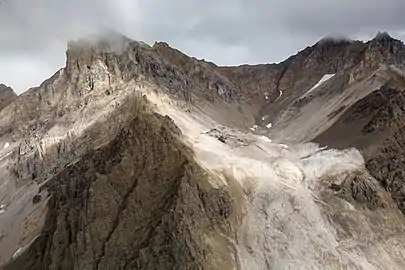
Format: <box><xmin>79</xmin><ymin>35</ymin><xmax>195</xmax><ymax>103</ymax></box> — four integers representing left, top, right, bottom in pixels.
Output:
<box><xmin>2</xmin><ymin>33</ymin><xmax>405</xmax><ymax>269</ymax></box>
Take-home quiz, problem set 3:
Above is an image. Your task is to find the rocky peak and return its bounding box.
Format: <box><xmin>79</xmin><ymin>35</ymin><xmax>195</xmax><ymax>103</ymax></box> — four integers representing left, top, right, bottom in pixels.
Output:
<box><xmin>0</xmin><ymin>83</ymin><xmax>17</xmax><ymax>111</ymax></box>
<box><xmin>62</xmin><ymin>34</ymin><xmax>152</xmax><ymax>97</ymax></box>
<box><xmin>153</xmin><ymin>41</ymin><xmax>198</xmax><ymax>70</ymax></box>
<box><xmin>368</xmin><ymin>31</ymin><xmax>404</xmax><ymax>50</ymax></box>
<box><xmin>153</xmin><ymin>41</ymin><xmax>215</xmax><ymax>67</ymax></box>
<box><xmin>288</xmin><ymin>32</ymin><xmax>405</xmax><ymax>75</ymax></box>
<box><xmin>257</xmin><ymin>38</ymin><xmax>365</xmax><ymax>97</ymax></box>
<box><xmin>0</xmin><ymin>83</ymin><xmax>15</xmax><ymax>95</ymax></box>
<box><xmin>315</xmin><ymin>36</ymin><xmax>355</xmax><ymax>50</ymax></box>
<box><xmin>66</xmin><ymin>31</ymin><xmax>133</xmax><ymax>56</ymax></box>
<box><xmin>153</xmin><ymin>41</ymin><xmax>239</xmax><ymax>102</ymax></box>
<box><xmin>65</xmin><ymin>34</ymin><xmax>131</xmax><ymax>74</ymax></box>
<box><xmin>364</xmin><ymin>32</ymin><xmax>405</xmax><ymax>68</ymax></box>
<box><xmin>215</xmin><ymin>39</ymin><xmax>365</xmax><ymax>112</ymax></box>
<box><xmin>153</xmin><ymin>41</ymin><xmax>170</xmax><ymax>49</ymax></box>
<box><xmin>372</xmin><ymin>31</ymin><xmax>396</xmax><ymax>43</ymax></box>
<box><xmin>302</xmin><ymin>38</ymin><xmax>365</xmax><ymax>70</ymax></box>
<box><xmin>60</xmin><ymin>35</ymin><xmax>239</xmax><ymax>104</ymax></box>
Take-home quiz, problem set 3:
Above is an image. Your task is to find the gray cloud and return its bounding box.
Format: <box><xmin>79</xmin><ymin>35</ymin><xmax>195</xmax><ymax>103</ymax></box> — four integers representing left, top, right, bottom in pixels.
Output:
<box><xmin>1</xmin><ymin>0</ymin><xmax>405</xmax><ymax>93</ymax></box>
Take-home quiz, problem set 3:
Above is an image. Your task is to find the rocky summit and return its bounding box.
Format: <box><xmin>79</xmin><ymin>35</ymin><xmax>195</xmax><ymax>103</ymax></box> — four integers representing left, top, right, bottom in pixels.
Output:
<box><xmin>1</xmin><ymin>32</ymin><xmax>405</xmax><ymax>269</ymax></box>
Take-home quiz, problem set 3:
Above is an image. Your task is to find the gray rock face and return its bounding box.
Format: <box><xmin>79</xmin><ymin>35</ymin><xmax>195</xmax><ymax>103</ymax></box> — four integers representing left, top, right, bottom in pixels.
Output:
<box><xmin>328</xmin><ymin>170</ymin><xmax>385</xmax><ymax>210</ymax></box>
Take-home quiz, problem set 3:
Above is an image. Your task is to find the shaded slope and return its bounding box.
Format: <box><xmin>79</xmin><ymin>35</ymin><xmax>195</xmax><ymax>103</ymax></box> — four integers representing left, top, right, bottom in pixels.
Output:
<box><xmin>5</xmin><ymin>104</ymin><xmax>240</xmax><ymax>270</ymax></box>
<box><xmin>315</xmin><ymin>78</ymin><xmax>405</xmax><ymax>215</ymax></box>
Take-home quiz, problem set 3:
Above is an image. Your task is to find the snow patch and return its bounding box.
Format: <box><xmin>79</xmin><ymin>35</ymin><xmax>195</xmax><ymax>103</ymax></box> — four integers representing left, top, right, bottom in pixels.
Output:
<box><xmin>12</xmin><ymin>234</ymin><xmax>42</xmax><ymax>259</ymax></box>
<box><xmin>259</xmin><ymin>136</ymin><xmax>272</xmax><ymax>143</ymax></box>
<box><xmin>264</xmin><ymin>92</ymin><xmax>269</xmax><ymax>100</ymax></box>
<box><xmin>308</xmin><ymin>74</ymin><xmax>335</xmax><ymax>94</ymax></box>
<box><xmin>275</xmin><ymin>90</ymin><xmax>283</xmax><ymax>101</ymax></box>
<box><xmin>266</xmin><ymin>123</ymin><xmax>272</xmax><ymax>129</ymax></box>
<box><xmin>0</xmin><ymin>151</ymin><xmax>12</xmax><ymax>161</ymax></box>
<box><xmin>12</xmin><ymin>248</ymin><xmax>22</xmax><ymax>259</ymax></box>
<box><xmin>3</xmin><ymin>142</ymin><xmax>9</xmax><ymax>150</ymax></box>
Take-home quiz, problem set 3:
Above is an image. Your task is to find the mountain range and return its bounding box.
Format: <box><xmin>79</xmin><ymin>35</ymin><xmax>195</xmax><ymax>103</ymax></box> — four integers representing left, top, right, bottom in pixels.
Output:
<box><xmin>1</xmin><ymin>32</ymin><xmax>405</xmax><ymax>269</ymax></box>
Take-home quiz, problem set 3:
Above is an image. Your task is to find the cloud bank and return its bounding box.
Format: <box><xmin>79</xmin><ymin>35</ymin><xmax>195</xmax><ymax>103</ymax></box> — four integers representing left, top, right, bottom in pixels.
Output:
<box><xmin>1</xmin><ymin>0</ymin><xmax>405</xmax><ymax>93</ymax></box>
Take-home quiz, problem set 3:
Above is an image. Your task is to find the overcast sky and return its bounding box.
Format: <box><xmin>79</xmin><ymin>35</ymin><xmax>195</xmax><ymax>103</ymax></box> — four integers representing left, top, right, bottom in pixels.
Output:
<box><xmin>1</xmin><ymin>0</ymin><xmax>405</xmax><ymax>93</ymax></box>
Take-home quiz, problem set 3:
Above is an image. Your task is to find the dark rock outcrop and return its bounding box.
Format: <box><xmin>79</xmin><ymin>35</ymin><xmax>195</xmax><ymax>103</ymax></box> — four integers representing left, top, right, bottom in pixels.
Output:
<box><xmin>328</xmin><ymin>171</ymin><xmax>384</xmax><ymax>210</ymax></box>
